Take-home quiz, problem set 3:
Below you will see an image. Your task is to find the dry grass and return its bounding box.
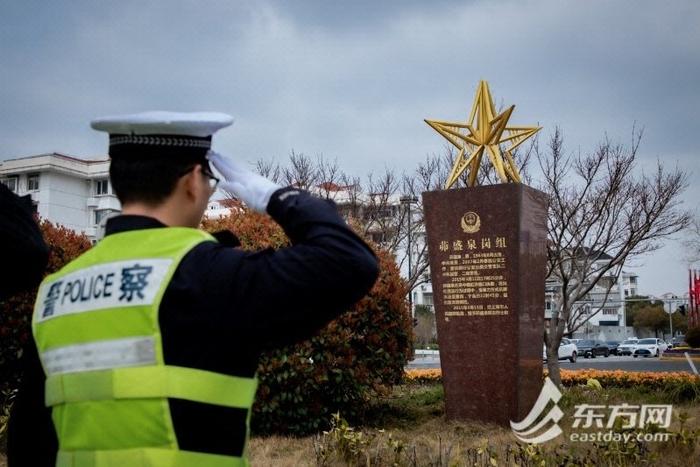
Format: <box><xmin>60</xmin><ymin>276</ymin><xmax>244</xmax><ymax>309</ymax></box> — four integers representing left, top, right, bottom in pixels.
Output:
<box><xmin>249</xmin><ymin>435</ymin><xmax>316</xmax><ymax>466</ymax></box>
<box><xmin>249</xmin><ymin>406</ymin><xmax>700</xmax><ymax>466</ymax></box>
<box><xmin>249</xmin><ymin>418</ymin><xmax>518</xmax><ymax>466</ymax></box>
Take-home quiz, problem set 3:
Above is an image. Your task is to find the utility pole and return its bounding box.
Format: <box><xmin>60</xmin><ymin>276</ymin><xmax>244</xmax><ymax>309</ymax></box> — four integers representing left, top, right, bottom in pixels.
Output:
<box><xmin>400</xmin><ymin>195</ymin><xmax>418</xmax><ymax>316</ymax></box>
<box><xmin>656</xmin><ymin>296</ymin><xmax>688</xmax><ymax>340</ymax></box>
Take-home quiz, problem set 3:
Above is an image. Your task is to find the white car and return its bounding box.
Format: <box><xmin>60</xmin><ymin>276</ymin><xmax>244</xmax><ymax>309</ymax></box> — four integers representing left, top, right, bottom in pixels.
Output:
<box><xmin>633</xmin><ymin>338</ymin><xmax>668</xmax><ymax>358</ymax></box>
<box><xmin>543</xmin><ymin>338</ymin><xmax>578</xmax><ymax>363</ymax></box>
<box><xmin>617</xmin><ymin>339</ymin><xmax>639</xmax><ymax>356</ymax></box>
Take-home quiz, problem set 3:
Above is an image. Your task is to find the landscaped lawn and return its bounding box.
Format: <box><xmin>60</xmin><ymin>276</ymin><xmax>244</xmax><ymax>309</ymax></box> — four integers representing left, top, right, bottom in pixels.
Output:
<box><xmin>248</xmin><ymin>379</ymin><xmax>700</xmax><ymax>466</ymax></box>
<box><xmin>2</xmin><ymin>377</ymin><xmax>699</xmax><ymax>466</ymax></box>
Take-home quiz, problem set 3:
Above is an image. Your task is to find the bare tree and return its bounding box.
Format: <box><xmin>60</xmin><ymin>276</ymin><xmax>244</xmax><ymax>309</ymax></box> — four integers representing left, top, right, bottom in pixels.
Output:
<box><xmin>683</xmin><ymin>212</ymin><xmax>700</xmax><ymax>266</ymax></box>
<box><xmin>255</xmin><ymin>158</ymin><xmax>282</xmax><ymax>184</ymax></box>
<box><xmin>253</xmin><ymin>152</ymin><xmax>429</xmax><ymax>299</ymax></box>
<box><xmin>316</xmin><ymin>156</ymin><xmax>343</xmax><ymax>200</ymax></box>
<box><xmin>399</xmin><ymin>150</ymin><xmax>453</xmax><ymax>295</ymax></box>
<box><xmin>540</xmin><ymin>127</ymin><xmax>691</xmax><ymax>386</ymax></box>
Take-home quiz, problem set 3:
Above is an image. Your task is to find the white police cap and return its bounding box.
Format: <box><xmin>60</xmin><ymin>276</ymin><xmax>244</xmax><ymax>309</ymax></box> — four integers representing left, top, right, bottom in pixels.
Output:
<box><xmin>91</xmin><ymin>111</ymin><xmax>233</xmax><ymax>158</ymax></box>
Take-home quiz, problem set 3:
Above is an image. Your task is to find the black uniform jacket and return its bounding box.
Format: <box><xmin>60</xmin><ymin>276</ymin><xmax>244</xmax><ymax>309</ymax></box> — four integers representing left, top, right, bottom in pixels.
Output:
<box><xmin>7</xmin><ymin>187</ymin><xmax>379</xmax><ymax>466</ymax></box>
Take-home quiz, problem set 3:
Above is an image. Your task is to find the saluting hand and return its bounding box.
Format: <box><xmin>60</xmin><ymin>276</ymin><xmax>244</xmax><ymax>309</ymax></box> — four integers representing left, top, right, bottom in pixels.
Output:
<box><xmin>208</xmin><ymin>151</ymin><xmax>280</xmax><ymax>213</ymax></box>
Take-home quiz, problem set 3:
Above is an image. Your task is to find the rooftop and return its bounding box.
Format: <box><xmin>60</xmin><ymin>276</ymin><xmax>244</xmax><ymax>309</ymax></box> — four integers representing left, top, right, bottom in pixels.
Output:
<box><xmin>0</xmin><ymin>152</ymin><xmax>109</xmax><ymax>178</ymax></box>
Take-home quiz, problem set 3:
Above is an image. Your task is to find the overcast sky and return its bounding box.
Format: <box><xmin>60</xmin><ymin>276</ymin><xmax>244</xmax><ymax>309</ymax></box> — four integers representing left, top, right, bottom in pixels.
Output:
<box><xmin>1</xmin><ymin>0</ymin><xmax>698</xmax><ymax>297</ymax></box>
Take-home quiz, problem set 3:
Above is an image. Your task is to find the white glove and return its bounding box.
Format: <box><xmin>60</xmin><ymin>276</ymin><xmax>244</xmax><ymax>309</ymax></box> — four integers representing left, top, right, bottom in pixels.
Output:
<box><xmin>208</xmin><ymin>151</ymin><xmax>280</xmax><ymax>213</ymax></box>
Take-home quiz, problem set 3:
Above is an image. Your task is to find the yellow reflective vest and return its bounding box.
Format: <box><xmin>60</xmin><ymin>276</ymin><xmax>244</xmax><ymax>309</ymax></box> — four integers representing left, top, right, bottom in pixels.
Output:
<box><xmin>32</xmin><ymin>227</ymin><xmax>257</xmax><ymax>467</ymax></box>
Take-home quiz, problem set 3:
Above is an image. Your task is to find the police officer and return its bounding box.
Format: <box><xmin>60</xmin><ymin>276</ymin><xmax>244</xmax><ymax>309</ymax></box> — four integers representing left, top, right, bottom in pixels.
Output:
<box><xmin>8</xmin><ymin>111</ymin><xmax>379</xmax><ymax>466</ymax></box>
<box><xmin>0</xmin><ymin>183</ymin><xmax>48</xmax><ymax>300</ymax></box>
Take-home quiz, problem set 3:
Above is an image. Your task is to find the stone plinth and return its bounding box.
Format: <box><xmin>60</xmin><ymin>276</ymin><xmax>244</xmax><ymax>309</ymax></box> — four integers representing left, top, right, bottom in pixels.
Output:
<box><xmin>422</xmin><ymin>184</ymin><xmax>547</xmax><ymax>425</ymax></box>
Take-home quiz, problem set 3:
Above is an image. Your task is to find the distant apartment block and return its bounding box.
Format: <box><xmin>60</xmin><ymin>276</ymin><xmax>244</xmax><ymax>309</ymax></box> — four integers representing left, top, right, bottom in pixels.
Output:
<box><xmin>545</xmin><ymin>271</ymin><xmax>638</xmax><ymax>327</ymax></box>
<box><xmin>0</xmin><ymin>153</ymin><xmax>121</xmax><ymax>241</ymax></box>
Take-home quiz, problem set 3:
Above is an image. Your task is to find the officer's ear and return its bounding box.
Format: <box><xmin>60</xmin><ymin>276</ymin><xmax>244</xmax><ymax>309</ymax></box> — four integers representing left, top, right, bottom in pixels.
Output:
<box><xmin>178</xmin><ymin>165</ymin><xmax>201</xmax><ymax>202</ymax></box>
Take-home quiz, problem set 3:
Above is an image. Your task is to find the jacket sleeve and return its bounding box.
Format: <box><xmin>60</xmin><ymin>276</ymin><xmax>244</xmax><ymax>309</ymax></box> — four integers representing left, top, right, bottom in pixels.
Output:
<box><xmin>206</xmin><ymin>187</ymin><xmax>380</xmax><ymax>349</ymax></box>
<box><xmin>0</xmin><ymin>183</ymin><xmax>49</xmax><ymax>300</ymax></box>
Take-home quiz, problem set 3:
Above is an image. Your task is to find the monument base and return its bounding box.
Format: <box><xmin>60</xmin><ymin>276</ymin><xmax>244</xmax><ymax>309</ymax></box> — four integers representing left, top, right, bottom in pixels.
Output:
<box><xmin>422</xmin><ymin>183</ymin><xmax>547</xmax><ymax>425</ymax></box>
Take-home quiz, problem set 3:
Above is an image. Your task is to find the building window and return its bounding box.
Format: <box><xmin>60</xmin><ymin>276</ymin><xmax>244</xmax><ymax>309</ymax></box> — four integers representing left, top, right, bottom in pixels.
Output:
<box><xmin>27</xmin><ymin>173</ymin><xmax>40</xmax><ymax>191</ymax></box>
<box><xmin>95</xmin><ymin>179</ymin><xmax>109</xmax><ymax>195</ymax></box>
<box><xmin>1</xmin><ymin>176</ymin><xmax>18</xmax><ymax>192</ymax></box>
<box><xmin>94</xmin><ymin>209</ymin><xmax>114</xmax><ymax>226</ymax></box>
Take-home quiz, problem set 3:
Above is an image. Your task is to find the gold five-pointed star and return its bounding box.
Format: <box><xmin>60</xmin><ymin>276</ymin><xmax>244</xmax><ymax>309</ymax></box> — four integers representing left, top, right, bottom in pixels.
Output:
<box><xmin>425</xmin><ymin>80</ymin><xmax>541</xmax><ymax>189</ymax></box>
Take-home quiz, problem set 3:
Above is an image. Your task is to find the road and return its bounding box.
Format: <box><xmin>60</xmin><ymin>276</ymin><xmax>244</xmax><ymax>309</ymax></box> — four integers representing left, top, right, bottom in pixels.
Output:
<box><xmin>407</xmin><ymin>354</ymin><xmax>698</xmax><ymax>374</ymax></box>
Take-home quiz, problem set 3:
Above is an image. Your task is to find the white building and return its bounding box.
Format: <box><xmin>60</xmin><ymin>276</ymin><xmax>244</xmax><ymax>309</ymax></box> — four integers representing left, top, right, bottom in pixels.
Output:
<box><xmin>545</xmin><ymin>271</ymin><xmax>639</xmax><ymax>328</ymax></box>
<box><xmin>413</xmin><ymin>280</ymin><xmax>434</xmax><ymax>311</ymax></box>
<box><xmin>0</xmin><ymin>153</ymin><xmax>121</xmax><ymax>241</ymax></box>
<box><xmin>204</xmin><ymin>201</ymin><xmax>234</xmax><ymax>220</ymax></box>
<box><xmin>543</xmin><ymin>248</ymin><xmax>640</xmax><ymax>340</ymax></box>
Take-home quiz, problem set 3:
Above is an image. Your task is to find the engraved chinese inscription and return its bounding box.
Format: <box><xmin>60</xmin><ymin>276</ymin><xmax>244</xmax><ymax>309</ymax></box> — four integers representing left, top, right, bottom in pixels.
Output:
<box><xmin>437</xmin><ymin>235</ymin><xmax>509</xmax><ymax>320</ymax></box>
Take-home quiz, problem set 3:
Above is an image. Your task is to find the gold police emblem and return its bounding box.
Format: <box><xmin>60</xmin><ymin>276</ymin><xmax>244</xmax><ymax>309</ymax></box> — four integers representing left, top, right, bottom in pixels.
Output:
<box><xmin>460</xmin><ymin>212</ymin><xmax>480</xmax><ymax>234</ymax></box>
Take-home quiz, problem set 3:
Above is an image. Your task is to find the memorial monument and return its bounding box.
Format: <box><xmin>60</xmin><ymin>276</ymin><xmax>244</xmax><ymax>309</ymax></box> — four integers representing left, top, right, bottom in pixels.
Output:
<box><xmin>422</xmin><ymin>80</ymin><xmax>548</xmax><ymax>425</ymax></box>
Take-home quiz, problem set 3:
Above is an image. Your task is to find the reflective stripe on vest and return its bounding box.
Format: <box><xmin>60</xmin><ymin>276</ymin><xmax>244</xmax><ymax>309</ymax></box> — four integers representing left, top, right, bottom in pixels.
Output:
<box><xmin>45</xmin><ymin>365</ymin><xmax>257</xmax><ymax>408</ymax></box>
<box><xmin>56</xmin><ymin>448</ymin><xmax>248</xmax><ymax>467</ymax></box>
<box><xmin>32</xmin><ymin>227</ymin><xmax>256</xmax><ymax>466</ymax></box>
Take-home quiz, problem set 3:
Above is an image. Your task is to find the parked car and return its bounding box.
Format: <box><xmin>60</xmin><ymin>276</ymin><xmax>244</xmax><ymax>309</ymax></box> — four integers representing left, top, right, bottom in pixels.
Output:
<box><xmin>606</xmin><ymin>341</ymin><xmax>621</xmax><ymax>355</ymax></box>
<box><xmin>576</xmin><ymin>339</ymin><xmax>610</xmax><ymax>358</ymax></box>
<box><xmin>672</xmin><ymin>336</ymin><xmax>687</xmax><ymax>347</ymax></box>
<box><xmin>617</xmin><ymin>339</ymin><xmax>639</xmax><ymax>356</ymax></box>
<box><xmin>633</xmin><ymin>338</ymin><xmax>668</xmax><ymax>358</ymax></box>
<box><xmin>543</xmin><ymin>338</ymin><xmax>578</xmax><ymax>363</ymax></box>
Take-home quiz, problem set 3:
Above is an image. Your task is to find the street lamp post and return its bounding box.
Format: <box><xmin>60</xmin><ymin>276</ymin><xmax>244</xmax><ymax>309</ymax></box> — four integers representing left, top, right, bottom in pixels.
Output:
<box><xmin>400</xmin><ymin>195</ymin><xmax>418</xmax><ymax>316</ymax></box>
<box><xmin>654</xmin><ymin>296</ymin><xmax>688</xmax><ymax>341</ymax></box>
<box><xmin>666</xmin><ymin>300</ymin><xmax>676</xmax><ymax>340</ymax></box>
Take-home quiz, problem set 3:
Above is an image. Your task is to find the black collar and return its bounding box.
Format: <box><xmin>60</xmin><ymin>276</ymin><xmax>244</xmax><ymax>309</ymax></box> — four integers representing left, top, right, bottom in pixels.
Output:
<box><xmin>105</xmin><ymin>215</ymin><xmax>166</xmax><ymax>236</ymax></box>
<box><xmin>104</xmin><ymin>215</ymin><xmax>240</xmax><ymax>247</ymax></box>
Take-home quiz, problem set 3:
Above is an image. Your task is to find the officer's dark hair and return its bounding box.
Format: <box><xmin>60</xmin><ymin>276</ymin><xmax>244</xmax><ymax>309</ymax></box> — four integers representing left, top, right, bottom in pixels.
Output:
<box><xmin>109</xmin><ymin>156</ymin><xmax>200</xmax><ymax>206</ymax></box>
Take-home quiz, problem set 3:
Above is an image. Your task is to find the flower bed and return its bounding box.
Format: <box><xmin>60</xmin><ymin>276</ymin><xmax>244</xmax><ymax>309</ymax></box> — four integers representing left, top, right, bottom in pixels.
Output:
<box><xmin>405</xmin><ymin>368</ymin><xmax>700</xmax><ymax>389</ymax></box>
<box><xmin>556</xmin><ymin>369</ymin><xmax>698</xmax><ymax>389</ymax></box>
<box><xmin>405</xmin><ymin>368</ymin><xmax>443</xmax><ymax>384</ymax></box>
<box><xmin>661</xmin><ymin>348</ymin><xmax>700</xmax><ymax>361</ymax></box>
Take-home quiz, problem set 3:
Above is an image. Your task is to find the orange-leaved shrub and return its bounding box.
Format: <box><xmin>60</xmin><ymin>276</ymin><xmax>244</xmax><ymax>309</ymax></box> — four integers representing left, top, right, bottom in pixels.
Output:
<box><xmin>0</xmin><ymin>220</ymin><xmax>91</xmax><ymax>422</ymax></box>
<box><xmin>202</xmin><ymin>201</ymin><xmax>413</xmax><ymax>434</ymax></box>
<box><xmin>404</xmin><ymin>368</ymin><xmax>700</xmax><ymax>391</ymax></box>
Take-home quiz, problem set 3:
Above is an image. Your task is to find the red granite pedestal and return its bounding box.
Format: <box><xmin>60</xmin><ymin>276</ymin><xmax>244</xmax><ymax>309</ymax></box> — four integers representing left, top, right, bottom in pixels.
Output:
<box><xmin>422</xmin><ymin>184</ymin><xmax>547</xmax><ymax>426</ymax></box>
